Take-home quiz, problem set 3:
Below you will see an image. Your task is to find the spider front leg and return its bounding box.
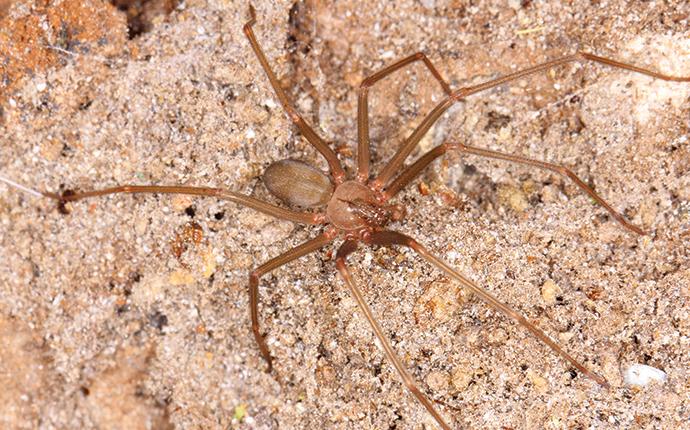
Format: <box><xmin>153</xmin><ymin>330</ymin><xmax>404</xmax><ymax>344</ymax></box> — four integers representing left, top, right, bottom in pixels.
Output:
<box><xmin>382</xmin><ymin>142</ymin><xmax>647</xmax><ymax>235</ymax></box>
<box><xmin>373</xmin><ymin>51</ymin><xmax>690</xmax><ymax>190</ymax></box>
<box><xmin>249</xmin><ymin>232</ymin><xmax>335</xmax><ymax>372</ymax></box>
<box><xmin>335</xmin><ymin>240</ymin><xmax>453</xmax><ymax>430</ymax></box>
<box><xmin>357</xmin><ymin>52</ymin><xmax>453</xmax><ymax>182</ymax></box>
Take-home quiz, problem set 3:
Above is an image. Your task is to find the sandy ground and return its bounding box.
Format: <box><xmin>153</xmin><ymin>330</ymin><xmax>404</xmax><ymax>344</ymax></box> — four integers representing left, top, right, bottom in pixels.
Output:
<box><xmin>1</xmin><ymin>0</ymin><xmax>689</xmax><ymax>429</ymax></box>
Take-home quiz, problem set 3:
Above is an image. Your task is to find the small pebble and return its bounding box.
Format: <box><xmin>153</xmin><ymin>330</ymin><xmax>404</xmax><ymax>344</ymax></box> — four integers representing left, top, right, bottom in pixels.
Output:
<box><xmin>413</xmin><ymin>280</ymin><xmax>465</xmax><ymax>328</ymax></box>
<box><xmin>487</xmin><ymin>327</ymin><xmax>508</xmax><ymax>345</ymax></box>
<box><xmin>623</xmin><ymin>364</ymin><xmax>667</xmax><ymax>387</ymax></box>
<box><xmin>451</xmin><ymin>367</ymin><xmax>472</xmax><ymax>391</ymax></box>
<box><xmin>171</xmin><ymin>195</ymin><xmax>194</xmax><ymax>212</ymax></box>
<box><xmin>315</xmin><ymin>363</ymin><xmax>337</xmax><ymax>386</ymax></box>
<box><xmin>263</xmin><ymin>98</ymin><xmax>277</xmax><ymax>109</ymax></box>
<box><xmin>497</xmin><ymin>125</ymin><xmax>512</xmax><ymax>141</ymax></box>
<box><xmin>541</xmin><ymin>279</ymin><xmax>562</xmax><ymax>305</ymax></box>
<box><xmin>527</xmin><ymin>370</ymin><xmax>549</xmax><ymax>394</ymax></box>
<box><xmin>169</xmin><ymin>269</ymin><xmax>194</xmax><ymax>286</ymax></box>
<box><xmin>134</xmin><ymin>217</ymin><xmax>148</xmax><ymax>235</ymax></box>
<box><xmin>497</xmin><ymin>184</ymin><xmax>529</xmax><ymax>212</ymax></box>
<box><xmin>202</xmin><ymin>248</ymin><xmax>216</xmax><ymax>278</ymax></box>
<box><xmin>132</xmin><ymin>274</ymin><xmax>165</xmax><ymax>306</ymax></box>
<box><xmin>425</xmin><ymin>370</ymin><xmax>449</xmax><ymax>392</ymax></box>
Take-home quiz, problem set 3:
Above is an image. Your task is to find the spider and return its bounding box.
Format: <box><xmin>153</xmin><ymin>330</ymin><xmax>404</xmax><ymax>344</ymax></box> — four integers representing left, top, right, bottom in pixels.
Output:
<box><xmin>3</xmin><ymin>4</ymin><xmax>688</xmax><ymax>429</ymax></box>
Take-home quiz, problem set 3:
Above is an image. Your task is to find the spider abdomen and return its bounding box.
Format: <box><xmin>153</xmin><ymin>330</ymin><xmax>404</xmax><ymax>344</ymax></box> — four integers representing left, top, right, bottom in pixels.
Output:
<box><xmin>263</xmin><ymin>159</ymin><xmax>333</xmax><ymax>208</ymax></box>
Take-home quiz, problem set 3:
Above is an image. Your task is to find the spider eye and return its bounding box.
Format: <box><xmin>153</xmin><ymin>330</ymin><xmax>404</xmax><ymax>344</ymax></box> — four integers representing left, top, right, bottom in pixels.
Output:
<box><xmin>263</xmin><ymin>159</ymin><xmax>334</xmax><ymax>208</ymax></box>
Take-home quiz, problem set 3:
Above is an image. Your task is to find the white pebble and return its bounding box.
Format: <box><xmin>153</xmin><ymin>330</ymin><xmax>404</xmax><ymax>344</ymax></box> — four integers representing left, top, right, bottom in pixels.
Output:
<box><xmin>623</xmin><ymin>364</ymin><xmax>667</xmax><ymax>387</ymax></box>
<box><xmin>541</xmin><ymin>279</ymin><xmax>561</xmax><ymax>305</ymax></box>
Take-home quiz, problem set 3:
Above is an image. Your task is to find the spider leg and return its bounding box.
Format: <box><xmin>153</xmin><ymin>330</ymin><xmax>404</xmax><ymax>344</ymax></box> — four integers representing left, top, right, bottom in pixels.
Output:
<box><xmin>382</xmin><ymin>142</ymin><xmax>646</xmax><ymax>235</ymax></box>
<box><xmin>366</xmin><ymin>230</ymin><xmax>610</xmax><ymax>388</ymax></box>
<box><xmin>357</xmin><ymin>52</ymin><xmax>452</xmax><ymax>182</ymax></box>
<box><xmin>250</xmin><ymin>232</ymin><xmax>335</xmax><ymax>373</ymax></box>
<box><xmin>335</xmin><ymin>240</ymin><xmax>453</xmax><ymax>430</ymax></box>
<box><xmin>371</xmin><ymin>95</ymin><xmax>455</xmax><ymax>190</ymax></box>
<box><xmin>243</xmin><ymin>5</ymin><xmax>346</xmax><ymax>183</ymax></box>
<box><xmin>44</xmin><ymin>185</ymin><xmax>324</xmax><ymax>225</ymax></box>
<box><xmin>381</xmin><ymin>143</ymin><xmax>448</xmax><ymax>200</ymax></box>
<box><xmin>0</xmin><ymin>174</ymin><xmax>45</xmax><ymax>198</ymax></box>
<box><xmin>372</xmin><ymin>52</ymin><xmax>690</xmax><ymax>190</ymax></box>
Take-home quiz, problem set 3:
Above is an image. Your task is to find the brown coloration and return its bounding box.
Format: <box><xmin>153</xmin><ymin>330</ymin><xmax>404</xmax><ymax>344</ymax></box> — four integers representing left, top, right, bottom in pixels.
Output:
<box><xmin>242</xmin><ymin>4</ymin><xmax>346</xmax><ymax>183</ymax></box>
<box><xmin>49</xmin><ymin>185</ymin><xmax>322</xmax><ymax>225</ymax></box>
<box><xmin>9</xmin><ymin>4</ymin><xmax>689</xmax><ymax>429</ymax></box>
<box><xmin>383</xmin><ymin>142</ymin><xmax>648</xmax><ymax>235</ymax></box>
<box><xmin>357</xmin><ymin>51</ymin><xmax>454</xmax><ymax>182</ymax></box>
<box><xmin>263</xmin><ymin>159</ymin><xmax>333</xmax><ymax>208</ymax></box>
<box><xmin>0</xmin><ymin>0</ymin><xmax>127</xmax><ymax>107</ymax></box>
<box><xmin>170</xmin><ymin>221</ymin><xmax>203</xmax><ymax>260</ymax></box>
<box><xmin>326</xmin><ymin>180</ymin><xmax>379</xmax><ymax>230</ymax></box>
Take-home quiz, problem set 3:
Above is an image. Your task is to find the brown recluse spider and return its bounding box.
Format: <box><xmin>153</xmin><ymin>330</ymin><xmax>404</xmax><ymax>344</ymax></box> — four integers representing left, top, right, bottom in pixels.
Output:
<box><xmin>5</xmin><ymin>5</ymin><xmax>689</xmax><ymax>429</ymax></box>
